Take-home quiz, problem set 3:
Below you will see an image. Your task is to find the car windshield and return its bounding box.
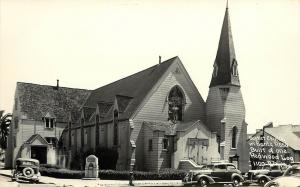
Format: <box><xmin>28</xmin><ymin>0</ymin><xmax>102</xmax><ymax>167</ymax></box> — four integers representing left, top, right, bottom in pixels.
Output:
<box><xmin>16</xmin><ymin>160</ymin><xmax>38</xmax><ymax>166</ymax></box>
<box><xmin>227</xmin><ymin>165</ymin><xmax>236</xmax><ymax>170</ymax></box>
<box><xmin>263</xmin><ymin>165</ymin><xmax>271</xmax><ymax>170</ymax></box>
<box><xmin>201</xmin><ymin>165</ymin><xmax>213</xmax><ymax>170</ymax></box>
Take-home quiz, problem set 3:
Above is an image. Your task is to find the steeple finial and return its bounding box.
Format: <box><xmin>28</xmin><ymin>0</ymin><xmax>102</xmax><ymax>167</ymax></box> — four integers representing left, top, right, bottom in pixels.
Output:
<box><xmin>226</xmin><ymin>0</ymin><xmax>229</xmax><ymax>9</ymax></box>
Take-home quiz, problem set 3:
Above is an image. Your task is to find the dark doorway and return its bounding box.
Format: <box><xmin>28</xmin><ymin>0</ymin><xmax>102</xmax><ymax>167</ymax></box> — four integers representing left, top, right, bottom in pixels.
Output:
<box><xmin>31</xmin><ymin>146</ymin><xmax>47</xmax><ymax>164</ymax></box>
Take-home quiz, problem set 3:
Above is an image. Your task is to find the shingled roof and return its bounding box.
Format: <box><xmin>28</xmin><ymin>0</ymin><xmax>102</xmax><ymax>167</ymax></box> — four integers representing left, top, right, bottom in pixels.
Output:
<box><xmin>83</xmin><ymin>56</ymin><xmax>178</xmax><ymax>120</ymax></box>
<box><xmin>17</xmin><ymin>82</ymin><xmax>91</xmax><ymax>122</ymax></box>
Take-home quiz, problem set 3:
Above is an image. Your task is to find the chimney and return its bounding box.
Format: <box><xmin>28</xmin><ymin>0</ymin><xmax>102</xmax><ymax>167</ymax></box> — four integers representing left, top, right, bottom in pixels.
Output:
<box><xmin>56</xmin><ymin>79</ymin><xmax>59</xmax><ymax>90</ymax></box>
<box><xmin>159</xmin><ymin>56</ymin><xmax>161</xmax><ymax>64</ymax></box>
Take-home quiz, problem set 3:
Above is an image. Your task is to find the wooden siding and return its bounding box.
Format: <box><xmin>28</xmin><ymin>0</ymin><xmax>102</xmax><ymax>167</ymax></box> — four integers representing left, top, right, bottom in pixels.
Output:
<box><xmin>174</xmin><ymin>122</ymin><xmax>220</xmax><ymax>169</ymax></box>
<box><xmin>134</xmin><ymin>62</ymin><xmax>206</xmax><ymax>123</ymax></box>
<box><xmin>156</xmin><ymin>131</ymin><xmax>171</xmax><ymax>170</ymax></box>
<box><xmin>206</xmin><ymin>85</ymin><xmax>249</xmax><ymax>172</ymax></box>
<box><xmin>206</xmin><ymin>87</ymin><xmax>224</xmax><ymax>134</ymax></box>
<box><xmin>143</xmin><ymin>125</ymin><xmax>158</xmax><ymax>171</ymax></box>
<box><xmin>116</xmin><ymin>121</ymin><xmax>130</xmax><ymax>170</ymax></box>
<box><xmin>131</xmin><ymin>120</ymin><xmax>144</xmax><ymax>171</ymax></box>
<box><xmin>61</xmin><ymin>119</ymin><xmax>131</xmax><ymax>170</ymax></box>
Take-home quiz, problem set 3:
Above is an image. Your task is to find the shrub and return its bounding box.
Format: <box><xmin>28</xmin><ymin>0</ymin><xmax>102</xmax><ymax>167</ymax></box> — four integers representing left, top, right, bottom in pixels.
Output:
<box><xmin>40</xmin><ymin>167</ymin><xmax>84</xmax><ymax>179</ymax></box>
<box><xmin>158</xmin><ymin>168</ymin><xmax>187</xmax><ymax>180</ymax></box>
<box><xmin>40</xmin><ymin>166</ymin><xmax>187</xmax><ymax>180</ymax></box>
<box><xmin>40</xmin><ymin>164</ymin><xmax>63</xmax><ymax>169</ymax></box>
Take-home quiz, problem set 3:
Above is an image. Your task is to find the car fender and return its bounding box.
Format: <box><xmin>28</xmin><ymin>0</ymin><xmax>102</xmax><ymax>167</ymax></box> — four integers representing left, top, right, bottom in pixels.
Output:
<box><xmin>194</xmin><ymin>174</ymin><xmax>215</xmax><ymax>184</ymax></box>
<box><xmin>256</xmin><ymin>174</ymin><xmax>271</xmax><ymax>181</ymax></box>
<box><xmin>231</xmin><ymin>173</ymin><xmax>244</xmax><ymax>182</ymax></box>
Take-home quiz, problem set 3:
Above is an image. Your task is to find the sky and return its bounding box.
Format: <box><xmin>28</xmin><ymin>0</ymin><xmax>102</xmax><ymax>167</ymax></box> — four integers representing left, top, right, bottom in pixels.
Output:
<box><xmin>0</xmin><ymin>0</ymin><xmax>299</xmax><ymax>134</ymax></box>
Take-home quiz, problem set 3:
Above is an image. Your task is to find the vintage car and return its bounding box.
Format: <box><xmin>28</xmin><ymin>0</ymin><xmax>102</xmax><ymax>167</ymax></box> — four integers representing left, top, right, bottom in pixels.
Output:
<box><xmin>11</xmin><ymin>158</ymin><xmax>40</xmax><ymax>183</ymax></box>
<box><xmin>264</xmin><ymin>165</ymin><xmax>300</xmax><ymax>187</ymax></box>
<box><xmin>182</xmin><ymin>163</ymin><xmax>244</xmax><ymax>187</ymax></box>
<box><xmin>244</xmin><ymin>163</ymin><xmax>288</xmax><ymax>186</ymax></box>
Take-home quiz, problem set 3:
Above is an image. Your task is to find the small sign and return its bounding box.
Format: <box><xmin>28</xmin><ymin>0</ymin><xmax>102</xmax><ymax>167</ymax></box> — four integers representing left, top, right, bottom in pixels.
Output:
<box><xmin>84</xmin><ymin>155</ymin><xmax>99</xmax><ymax>179</ymax></box>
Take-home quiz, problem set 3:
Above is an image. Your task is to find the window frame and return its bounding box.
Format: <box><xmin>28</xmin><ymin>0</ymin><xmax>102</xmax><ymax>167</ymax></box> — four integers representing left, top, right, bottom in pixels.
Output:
<box><xmin>231</xmin><ymin>126</ymin><xmax>238</xmax><ymax>149</ymax></box>
<box><xmin>113</xmin><ymin>110</ymin><xmax>119</xmax><ymax>146</ymax></box>
<box><xmin>168</xmin><ymin>86</ymin><xmax>185</xmax><ymax>122</ymax></box>
<box><xmin>44</xmin><ymin>117</ymin><xmax>55</xmax><ymax>129</ymax></box>
<box><xmin>162</xmin><ymin>138</ymin><xmax>169</xmax><ymax>150</ymax></box>
<box><xmin>148</xmin><ymin>139</ymin><xmax>153</xmax><ymax>151</ymax></box>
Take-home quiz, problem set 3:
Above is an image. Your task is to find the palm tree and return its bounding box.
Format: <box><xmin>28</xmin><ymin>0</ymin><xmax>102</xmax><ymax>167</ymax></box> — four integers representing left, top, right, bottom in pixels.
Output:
<box><xmin>0</xmin><ymin>110</ymin><xmax>12</xmax><ymax>149</ymax></box>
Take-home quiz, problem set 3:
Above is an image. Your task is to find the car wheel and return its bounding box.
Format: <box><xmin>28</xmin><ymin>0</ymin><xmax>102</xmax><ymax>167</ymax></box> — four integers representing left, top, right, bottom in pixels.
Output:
<box><xmin>198</xmin><ymin>178</ymin><xmax>209</xmax><ymax>187</ymax></box>
<box><xmin>232</xmin><ymin>177</ymin><xmax>241</xmax><ymax>187</ymax></box>
<box><xmin>22</xmin><ymin>167</ymin><xmax>34</xmax><ymax>178</ymax></box>
<box><xmin>259</xmin><ymin>177</ymin><xmax>268</xmax><ymax>186</ymax></box>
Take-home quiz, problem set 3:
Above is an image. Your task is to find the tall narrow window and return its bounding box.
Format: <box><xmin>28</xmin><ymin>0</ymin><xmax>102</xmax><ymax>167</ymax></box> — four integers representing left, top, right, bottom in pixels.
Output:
<box><xmin>213</xmin><ymin>62</ymin><xmax>218</xmax><ymax>77</ymax></box>
<box><xmin>232</xmin><ymin>126</ymin><xmax>238</xmax><ymax>149</ymax></box>
<box><xmin>95</xmin><ymin>114</ymin><xmax>100</xmax><ymax>146</ymax></box>
<box><xmin>113</xmin><ymin>110</ymin><xmax>118</xmax><ymax>146</ymax></box>
<box><xmin>68</xmin><ymin>122</ymin><xmax>72</xmax><ymax>147</ymax></box>
<box><xmin>232</xmin><ymin>59</ymin><xmax>238</xmax><ymax>76</ymax></box>
<box><xmin>162</xmin><ymin>138</ymin><xmax>169</xmax><ymax>150</ymax></box>
<box><xmin>148</xmin><ymin>139</ymin><xmax>153</xmax><ymax>151</ymax></box>
<box><xmin>217</xmin><ymin>135</ymin><xmax>221</xmax><ymax>153</ymax></box>
<box><xmin>81</xmin><ymin>118</ymin><xmax>84</xmax><ymax>147</ymax></box>
<box><xmin>168</xmin><ymin>86</ymin><xmax>185</xmax><ymax>122</ymax></box>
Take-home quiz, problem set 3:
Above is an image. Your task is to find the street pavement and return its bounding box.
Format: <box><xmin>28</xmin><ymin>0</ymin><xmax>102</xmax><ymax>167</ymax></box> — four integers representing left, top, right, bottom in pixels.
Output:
<box><xmin>0</xmin><ymin>162</ymin><xmax>258</xmax><ymax>187</ymax></box>
<box><xmin>0</xmin><ymin>168</ymin><xmax>183</xmax><ymax>187</ymax></box>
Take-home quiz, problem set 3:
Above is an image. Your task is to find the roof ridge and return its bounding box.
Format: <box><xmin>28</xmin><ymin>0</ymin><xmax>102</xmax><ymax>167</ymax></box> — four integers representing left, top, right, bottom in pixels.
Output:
<box><xmin>92</xmin><ymin>56</ymin><xmax>178</xmax><ymax>92</ymax></box>
<box><xmin>17</xmin><ymin>82</ymin><xmax>91</xmax><ymax>91</ymax></box>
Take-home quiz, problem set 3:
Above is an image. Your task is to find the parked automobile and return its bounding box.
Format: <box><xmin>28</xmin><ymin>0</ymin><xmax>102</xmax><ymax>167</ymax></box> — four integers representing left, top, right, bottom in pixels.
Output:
<box><xmin>182</xmin><ymin>163</ymin><xmax>244</xmax><ymax>187</ymax></box>
<box><xmin>11</xmin><ymin>158</ymin><xmax>40</xmax><ymax>183</ymax></box>
<box><xmin>243</xmin><ymin>163</ymin><xmax>288</xmax><ymax>186</ymax></box>
<box><xmin>264</xmin><ymin>165</ymin><xmax>300</xmax><ymax>187</ymax></box>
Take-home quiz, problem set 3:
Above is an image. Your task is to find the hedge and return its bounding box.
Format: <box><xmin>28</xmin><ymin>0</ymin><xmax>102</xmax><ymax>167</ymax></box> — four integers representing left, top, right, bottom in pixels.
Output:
<box><xmin>39</xmin><ymin>166</ymin><xmax>187</xmax><ymax>180</ymax></box>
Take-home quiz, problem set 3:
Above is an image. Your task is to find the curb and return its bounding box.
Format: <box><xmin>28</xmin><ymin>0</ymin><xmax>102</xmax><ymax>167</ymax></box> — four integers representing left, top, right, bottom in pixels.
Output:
<box><xmin>0</xmin><ymin>172</ymin><xmax>48</xmax><ymax>184</ymax></box>
<box><xmin>0</xmin><ymin>172</ymin><xmax>11</xmax><ymax>178</ymax></box>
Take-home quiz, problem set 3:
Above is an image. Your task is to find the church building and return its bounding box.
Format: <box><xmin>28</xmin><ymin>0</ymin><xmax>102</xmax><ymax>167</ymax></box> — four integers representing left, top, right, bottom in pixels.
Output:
<box><xmin>6</xmin><ymin>5</ymin><xmax>249</xmax><ymax>172</ymax></box>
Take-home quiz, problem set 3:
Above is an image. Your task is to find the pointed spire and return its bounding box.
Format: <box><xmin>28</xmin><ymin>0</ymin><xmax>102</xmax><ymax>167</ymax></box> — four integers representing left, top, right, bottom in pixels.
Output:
<box><xmin>209</xmin><ymin>3</ymin><xmax>240</xmax><ymax>88</ymax></box>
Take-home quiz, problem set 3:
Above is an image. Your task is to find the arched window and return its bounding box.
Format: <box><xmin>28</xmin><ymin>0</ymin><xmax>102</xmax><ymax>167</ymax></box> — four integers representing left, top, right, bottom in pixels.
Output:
<box><xmin>113</xmin><ymin>110</ymin><xmax>118</xmax><ymax>146</ymax></box>
<box><xmin>232</xmin><ymin>126</ymin><xmax>238</xmax><ymax>149</ymax></box>
<box><xmin>168</xmin><ymin>86</ymin><xmax>185</xmax><ymax>122</ymax></box>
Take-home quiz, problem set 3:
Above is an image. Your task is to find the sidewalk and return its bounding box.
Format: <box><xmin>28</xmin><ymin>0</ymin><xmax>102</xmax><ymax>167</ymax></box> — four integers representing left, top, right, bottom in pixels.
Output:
<box><xmin>0</xmin><ymin>169</ymin><xmax>183</xmax><ymax>187</ymax></box>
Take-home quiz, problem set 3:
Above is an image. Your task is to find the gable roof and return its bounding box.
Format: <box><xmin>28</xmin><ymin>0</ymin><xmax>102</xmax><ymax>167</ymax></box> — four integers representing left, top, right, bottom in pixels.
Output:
<box><xmin>265</xmin><ymin>125</ymin><xmax>300</xmax><ymax>151</ymax></box>
<box><xmin>83</xmin><ymin>56</ymin><xmax>178</xmax><ymax>120</ymax></box>
<box><xmin>17</xmin><ymin>82</ymin><xmax>91</xmax><ymax>123</ymax></box>
<box><xmin>25</xmin><ymin>134</ymin><xmax>48</xmax><ymax>145</ymax></box>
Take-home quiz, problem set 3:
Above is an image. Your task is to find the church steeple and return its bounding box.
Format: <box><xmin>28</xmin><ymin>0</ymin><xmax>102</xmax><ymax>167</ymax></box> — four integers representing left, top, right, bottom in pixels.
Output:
<box><xmin>209</xmin><ymin>4</ymin><xmax>240</xmax><ymax>88</ymax></box>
